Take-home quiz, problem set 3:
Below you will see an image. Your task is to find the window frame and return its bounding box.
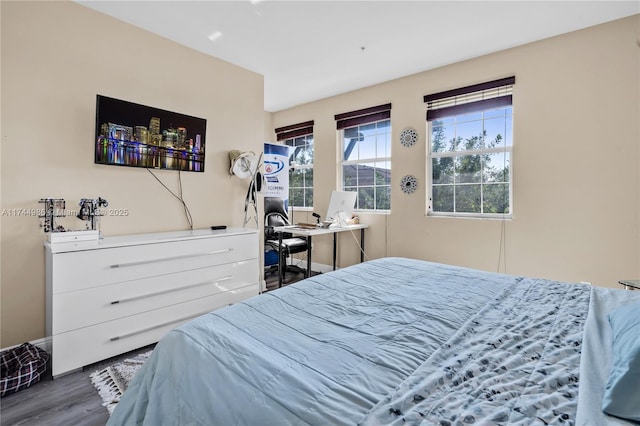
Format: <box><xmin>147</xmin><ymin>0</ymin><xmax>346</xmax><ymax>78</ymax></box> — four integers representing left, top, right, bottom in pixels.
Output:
<box><xmin>339</xmin><ymin>118</ymin><xmax>392</xmax><ymax>213</ymax></box>
<box><xmin>427</xmin><ymin>116</ymin><xmax>513</xmax><ymax>219</ymax></box>
<box><xmin>275</xmin><ymin>121</ymin><xmax>314</xmax><ymax>210</ymax></box>
<box><xmin>425</xmin><ymin>77</ymin><xmax>514</xmax><ymax>219</ymax></box>
<box><xmin>284</xmin><ymin>134</ymin><xmax>314</xmax><ymax>210</ymax></box>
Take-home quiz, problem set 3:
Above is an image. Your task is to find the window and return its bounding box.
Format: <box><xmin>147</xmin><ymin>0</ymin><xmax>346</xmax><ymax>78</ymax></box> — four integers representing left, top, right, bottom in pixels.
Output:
<box><xmin>425</xmin><ymin>77</ymin><xmax>514</xmax><ymax>217</ymax></box>
<box><xmin>286</xmin><ymin>134</ymin><xmax>314</xmax><ymax>208</ymax></box>
<box><xmin>335</xmin><ymin>104</ymin><xmax>391</xmax><ymax>211</ymax></box>
<box><xmin>275</xmin><ymin>121</ymin><xmax>314</xmax><ymax>208</ymax></box>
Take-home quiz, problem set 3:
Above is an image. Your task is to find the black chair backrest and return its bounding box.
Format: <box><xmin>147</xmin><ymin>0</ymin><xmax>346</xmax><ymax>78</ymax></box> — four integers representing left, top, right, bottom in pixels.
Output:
<box><xmin>264</xmin><ymin>197</ymin><xmax>288</xmax><ymax>220</ymax></box>
<box><xmin>265</xmin><ymin>212</ymin><xmax>289</xmax><ymax>241</ymax></box>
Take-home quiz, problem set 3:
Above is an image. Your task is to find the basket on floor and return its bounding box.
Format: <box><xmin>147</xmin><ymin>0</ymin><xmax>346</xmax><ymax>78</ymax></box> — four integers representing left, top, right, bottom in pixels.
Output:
<box><xmin>0</xmin><ymin>342</ymin><xmax>49</xmax><ymax>397</ymax></box>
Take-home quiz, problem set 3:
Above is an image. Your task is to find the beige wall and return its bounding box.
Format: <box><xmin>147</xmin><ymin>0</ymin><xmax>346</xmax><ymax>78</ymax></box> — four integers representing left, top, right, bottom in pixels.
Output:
<box><xmin>0</xmin><ymin>1</ymin><xmax>264</xmax><ymax>347</ymax></box>
<box><xmin>1</xmin><ymin>3</ymin><xmax>638</xmax><ymax>348</ymax></box>
<box><xmin>272</xmin><ymin>15</ymin><xmax>640</xmax><ymax>287</ymax></box>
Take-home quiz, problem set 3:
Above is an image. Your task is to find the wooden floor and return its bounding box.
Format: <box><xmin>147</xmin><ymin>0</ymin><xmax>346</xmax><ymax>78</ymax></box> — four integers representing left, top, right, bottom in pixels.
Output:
<box><xmin>0</xmin><ymin>344</ymin><xmax>155</xmax><ymax>426</ymax></box>
<box><xmin>0</xmin><ymin>270</ymin><xmax>303</xmax><ymax>425</ymax></box>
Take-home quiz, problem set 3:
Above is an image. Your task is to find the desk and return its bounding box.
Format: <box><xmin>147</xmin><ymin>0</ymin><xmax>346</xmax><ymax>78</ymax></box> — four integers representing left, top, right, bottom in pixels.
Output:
<box><xmin>273</xmin><ymin>223</ymin><xmax>369</xmax><ymax>288</ymax></box>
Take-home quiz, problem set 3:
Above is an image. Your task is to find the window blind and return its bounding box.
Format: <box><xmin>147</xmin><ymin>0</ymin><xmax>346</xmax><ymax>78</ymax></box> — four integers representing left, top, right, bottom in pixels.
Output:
<box><xmin>335</xmin><ymin>103</ymin><xmax>391</xmax><ymax>130</ymax></box>
<box><xmin>424</xmin><ymin>76</ymin><xmax>515</xmax><ymax>121</ymax></box>
<box><xmin>275</xmin><ymin>120</ymin><xmax>314</xmax><ymax>141</ymax></box>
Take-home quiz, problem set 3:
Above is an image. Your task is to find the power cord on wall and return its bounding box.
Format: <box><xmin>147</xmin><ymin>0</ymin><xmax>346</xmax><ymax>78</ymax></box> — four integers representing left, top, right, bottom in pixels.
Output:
<box><xmin>497</xmin><ymin>218</ymin><xmax>506</xmax><ymax>273</ymax></box>
<box><xmin>496</xmin><ymin>146</ymin><xmax>509</xmax><ymax>274</ymax></box>
<box><xmin>146</xmin><ymin>168</ymin><xmax>193</xmax><ymax>230</ymax></box>
<box><xmin>348</xmin><ymin>227</ymin><xmax>370</xmax><ymax>262</ymax></box>
<box><xmin>384</xmin><ymin>214</ymin><xmax>388</xmax><ymax>258</ymax></box>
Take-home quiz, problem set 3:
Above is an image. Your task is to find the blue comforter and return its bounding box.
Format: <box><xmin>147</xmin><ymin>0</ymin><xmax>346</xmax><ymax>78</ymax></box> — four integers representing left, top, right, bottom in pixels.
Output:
<box><xmin>108</xmin><ymin>257</ymin><xmax>596</xmax><ymax>425</ymax></box>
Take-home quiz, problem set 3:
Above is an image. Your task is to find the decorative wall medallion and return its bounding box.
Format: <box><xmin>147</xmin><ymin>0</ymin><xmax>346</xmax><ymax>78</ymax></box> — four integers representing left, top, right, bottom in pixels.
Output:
<box><xmin>399</xmin><ymin>128</ymin><xmax>418</xmax><ymax>147</ymax></box>
<box><xmin>400</xmin><ymin>175</ymin><xmax>418</xmax><ymax>194</ymax></box>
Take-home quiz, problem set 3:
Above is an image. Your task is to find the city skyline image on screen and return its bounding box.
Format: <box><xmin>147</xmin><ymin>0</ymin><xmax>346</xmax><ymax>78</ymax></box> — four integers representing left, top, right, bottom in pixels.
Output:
<box><xmin>95</xmin><ymin>95</ymin><xmax>207</xmax><ymax>172</ymax></box>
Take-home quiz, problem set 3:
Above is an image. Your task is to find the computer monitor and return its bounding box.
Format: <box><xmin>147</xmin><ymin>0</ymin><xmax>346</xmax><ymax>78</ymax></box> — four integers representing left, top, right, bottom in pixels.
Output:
<box><xmin>325</xmin><ymin>191</ymin><xmax>357</xmax><ymax>226</ymax></box>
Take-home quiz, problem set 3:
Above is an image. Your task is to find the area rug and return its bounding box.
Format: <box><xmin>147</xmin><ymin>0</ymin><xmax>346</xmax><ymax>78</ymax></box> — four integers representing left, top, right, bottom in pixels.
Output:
<box><xmin>90</xmin><ymin>350</ymin><xmax>152</xmax><ymax>415</ymax></box>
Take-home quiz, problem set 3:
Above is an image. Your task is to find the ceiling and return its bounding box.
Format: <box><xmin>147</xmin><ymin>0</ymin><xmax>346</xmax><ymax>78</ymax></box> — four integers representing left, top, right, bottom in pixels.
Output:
<box><xmin>77</xmin><ymin>1</ymin><xmax>638</xmax><ymax>112</ymax></box>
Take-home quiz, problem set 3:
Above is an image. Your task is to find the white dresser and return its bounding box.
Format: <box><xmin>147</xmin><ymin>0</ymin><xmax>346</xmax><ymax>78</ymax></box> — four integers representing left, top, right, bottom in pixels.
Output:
<box><xmin>45</xmin><ymin>228</ymin><xmax>259</xmax><ymax>377</ymax></box>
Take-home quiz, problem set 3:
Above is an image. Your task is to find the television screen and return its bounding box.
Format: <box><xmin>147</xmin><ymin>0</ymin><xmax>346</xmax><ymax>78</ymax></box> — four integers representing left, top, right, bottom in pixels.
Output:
<box><xmin>95</xmin><ymin>95</ymin><xmax>207</xmax><ymax>172</ymax></box>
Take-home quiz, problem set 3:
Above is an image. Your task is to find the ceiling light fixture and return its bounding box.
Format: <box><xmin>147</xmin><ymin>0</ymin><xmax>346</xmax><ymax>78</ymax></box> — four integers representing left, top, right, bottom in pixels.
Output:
<box><xmin>208</xmin><ymin>31</ymin><xmax>223</xmax><ymax>42</ymax></box>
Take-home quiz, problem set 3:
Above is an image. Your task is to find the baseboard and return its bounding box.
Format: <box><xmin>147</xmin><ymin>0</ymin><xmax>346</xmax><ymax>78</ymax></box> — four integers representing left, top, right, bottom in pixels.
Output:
<box><xmin>1</xmin><ymin>336</ymin><xmax>52</xmax><ymax>354</ymax></box>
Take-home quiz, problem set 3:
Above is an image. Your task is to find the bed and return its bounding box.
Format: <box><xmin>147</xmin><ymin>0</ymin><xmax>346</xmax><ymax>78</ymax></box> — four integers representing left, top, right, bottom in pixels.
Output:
<box><xmin>107</xmin><ymin>257</ymin><xmax>640</xmax><ymax>425</ymax></box>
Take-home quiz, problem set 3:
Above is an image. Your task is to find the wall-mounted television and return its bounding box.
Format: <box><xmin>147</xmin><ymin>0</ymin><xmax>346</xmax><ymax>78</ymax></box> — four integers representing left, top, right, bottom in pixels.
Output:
<box><xmin>95</xmin><ymin>95</ymin><xmax>207</xmax><ymax>172</ymax></box>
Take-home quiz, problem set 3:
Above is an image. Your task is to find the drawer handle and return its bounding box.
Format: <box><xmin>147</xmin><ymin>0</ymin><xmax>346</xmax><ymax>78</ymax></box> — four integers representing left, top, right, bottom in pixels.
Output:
<box><xmin>109</xmin><ymin>249</ymin><xmax>233</xmax><ymax>269</ymax></box>
<box><xmin>110</xmin><ymin>275</ymin><xmax>233</xmax><ymax>305</ymax></box>
<box><xmin>109</xmin><ymin>311</ymin><xmax>211</xmax><ymax>341</ymax></box>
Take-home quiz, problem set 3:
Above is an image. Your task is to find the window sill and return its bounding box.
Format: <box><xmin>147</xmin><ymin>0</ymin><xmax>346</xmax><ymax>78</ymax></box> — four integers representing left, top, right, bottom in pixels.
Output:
<box><xmin>427</xmin><ymin>212</ymin><xmax>512</xmax><ymax>220</ymax></box>
<box><xmin>355</xmin><ymin>210</ymin><xmax>390</xmax><ymax>216</ymax></box>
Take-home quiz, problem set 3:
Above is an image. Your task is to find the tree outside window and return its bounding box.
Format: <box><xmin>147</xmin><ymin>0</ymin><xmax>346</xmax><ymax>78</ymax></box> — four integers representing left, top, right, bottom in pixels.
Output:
<box><xmin>430</xmin><ymin>107</ymin><xmax>512</xmax><ymax>216</ymax></box>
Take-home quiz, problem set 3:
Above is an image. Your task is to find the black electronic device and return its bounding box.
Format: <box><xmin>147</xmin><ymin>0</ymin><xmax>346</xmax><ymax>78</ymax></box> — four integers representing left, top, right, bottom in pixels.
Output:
<box><xmin>210</xmin><ymin>225</ymin><xmax>227</xmax><ymax>230</ymax></box>
<box><xmin>312</xmin><ymin>212</ymin><xmax>321</xmax><ymax>224</ymax></box>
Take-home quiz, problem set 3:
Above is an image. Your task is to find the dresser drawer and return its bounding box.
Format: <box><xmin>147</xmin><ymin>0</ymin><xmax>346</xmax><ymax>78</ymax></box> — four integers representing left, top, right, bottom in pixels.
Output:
<box><xmin>51</xmin><ymin>233</ymin><xmax>257</xmax><ymax>293</ymax></box>
<box><xmin>51</xmin><ymin>260</ymin><xmax>257</xmax><ymax>334</ymax></box>
<box><xmin>51</xmin><ymin>283</ymin><xmax>258</xmax><ymax>377</ymax></box>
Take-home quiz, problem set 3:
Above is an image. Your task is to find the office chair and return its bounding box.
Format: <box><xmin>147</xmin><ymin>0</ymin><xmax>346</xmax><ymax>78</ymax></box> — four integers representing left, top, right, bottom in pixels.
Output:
<box><xmin>264</xmin><ymin>197</ymin><xmax>309</xmax><ymax>284</ymax></box>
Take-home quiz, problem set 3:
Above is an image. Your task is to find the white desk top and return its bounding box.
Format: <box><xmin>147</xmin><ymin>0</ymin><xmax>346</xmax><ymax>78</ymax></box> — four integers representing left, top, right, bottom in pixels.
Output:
<box><xmin>273</xmin><ymin>223</ymin><xmax>368</xmax><ymax>236</ymax></box>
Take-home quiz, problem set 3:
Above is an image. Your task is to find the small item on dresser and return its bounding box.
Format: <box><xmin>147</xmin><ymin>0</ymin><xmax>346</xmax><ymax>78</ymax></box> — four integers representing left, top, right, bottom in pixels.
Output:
<box><xmin>77</xmin><ymin>197</ymin><xmax>108</xmax><ymax>231</ymax></box>
<box><xmin>39</xmin><ymin>198</ymin><xmax>66</xmax><ymax>233</ymax></box>
<box><xmin>210</xmin><ymin>225</ymin><xmax>227</xmax><ymax>230</ymax></box>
